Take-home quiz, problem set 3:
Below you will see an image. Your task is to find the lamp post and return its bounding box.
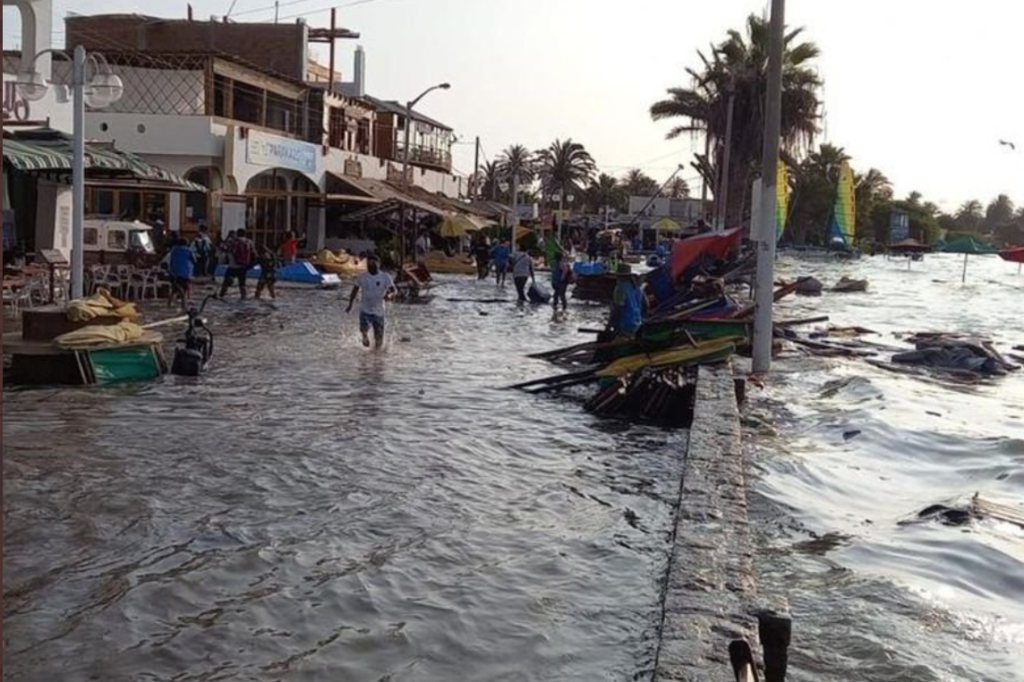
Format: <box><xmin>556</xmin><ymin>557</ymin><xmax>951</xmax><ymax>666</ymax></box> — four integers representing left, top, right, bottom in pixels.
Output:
<box><xmin>499</xmin><ymin>180</ymin><xmax>511</xmax><ymax>241</ymax></box>
<box><xmin>16</xmin><ymin>46</ymin><xmax>124</xmax><ymax>299</ymax></box>
<box><xmin>399</xmin><ymin>82</ymin><xmax>449</xmax><ymax>266</ymax></box>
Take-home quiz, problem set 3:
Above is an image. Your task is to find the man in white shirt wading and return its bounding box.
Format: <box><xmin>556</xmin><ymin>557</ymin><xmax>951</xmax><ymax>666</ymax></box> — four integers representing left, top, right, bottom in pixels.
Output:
<box><xmin>346</xmin><ymin>254</ymin><xmax>397</xmax><ymax>349</ymax></box>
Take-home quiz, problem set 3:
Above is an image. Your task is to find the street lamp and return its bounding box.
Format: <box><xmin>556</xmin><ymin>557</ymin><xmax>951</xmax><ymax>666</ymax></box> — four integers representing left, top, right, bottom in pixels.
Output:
<box><xmin>399</xmin><ymin>82</ymin><xmax>449</xmax><ymax>265</ymax></box>
<box><xmin>16</xmin><ymin>45</ymin><xmax>124</xmax><ymax>299</ymax></box>
<box><xmin>498</xmin><ymin>181</ymin><xmax>511</xmax><ymax>237</ymax></box>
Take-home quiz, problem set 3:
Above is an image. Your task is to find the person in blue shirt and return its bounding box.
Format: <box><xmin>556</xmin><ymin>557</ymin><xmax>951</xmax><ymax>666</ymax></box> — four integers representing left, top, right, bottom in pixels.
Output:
<box><xmin>166</xmin><ymin>236</ymin><xmax>195</xmax><ymax>309</ymax></box>
<box><xmin>609</xmin><ymin>264</ymin><xmax>644</xmax><ymax>338</ymax></box>
<box><xmin>490</xmin><ymin>238</ymin><xmax>511</xmax><ymax>287</ymax></box>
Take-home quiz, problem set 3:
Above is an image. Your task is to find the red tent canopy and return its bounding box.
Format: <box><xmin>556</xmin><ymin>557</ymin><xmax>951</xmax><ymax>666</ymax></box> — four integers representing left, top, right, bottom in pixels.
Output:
<box><xmin>670</xmin><ymin>228</ymin><xmax>743</xmax><ymax>280</ymax></box>
<box><xmin>1000</xmin><ymin>247</ymin><xmax>1024</xmax><ymax>264</ymax></box>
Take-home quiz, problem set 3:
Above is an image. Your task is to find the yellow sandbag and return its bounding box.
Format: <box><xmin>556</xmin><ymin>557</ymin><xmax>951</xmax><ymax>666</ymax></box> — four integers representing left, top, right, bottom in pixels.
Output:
<box><xmin>55</xmin><ymin>320</ymin><xmax>146</xmax><ymax>350</ymax></box>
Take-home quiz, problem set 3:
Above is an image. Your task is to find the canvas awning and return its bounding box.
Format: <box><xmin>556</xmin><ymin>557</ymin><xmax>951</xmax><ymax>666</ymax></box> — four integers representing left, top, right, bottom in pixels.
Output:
<box><xmin>3</xmin><ymin>132</ymin><xmax>206</xmax><ymax>192</ymax></box>
<box><xmin>2</xmin><ymin>137</ymin><xmax>72</xmax><ymax>171</ymax></box>
<box><xmin>328</xmin><ymin>173</ymin><xmax>446</xmax><ymax>222</ymax></box>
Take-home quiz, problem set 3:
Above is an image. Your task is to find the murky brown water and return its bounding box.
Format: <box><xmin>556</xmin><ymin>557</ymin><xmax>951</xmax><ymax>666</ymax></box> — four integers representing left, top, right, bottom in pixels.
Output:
<box><xmin>3</xmin><ymin>279</ymin><xmax>686</xmax><ymax>681</ymax></box>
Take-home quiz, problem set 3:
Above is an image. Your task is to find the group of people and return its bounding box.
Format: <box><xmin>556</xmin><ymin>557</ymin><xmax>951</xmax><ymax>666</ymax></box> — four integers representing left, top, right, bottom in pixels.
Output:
<box><xmin>163</xmin><ymin>228</ymin><xmax>305</xmax><ymax>306</ymax></box>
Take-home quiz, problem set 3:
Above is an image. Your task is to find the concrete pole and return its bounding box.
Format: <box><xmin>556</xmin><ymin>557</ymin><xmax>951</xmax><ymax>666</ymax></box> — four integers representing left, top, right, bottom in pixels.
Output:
<box><xmin>511</xmin><ymin>174</ymin><xmax>520</xmax><ymax>246</ymax></box>
<box><xmin>751</xmin><ymin>0</ymin><xmax>785</xmax><ymax>373</ymax></box>
<box><xmin>473</xmin><ymin>136</ymin><xmax>480</xmax><ymax>199</ymax></box>
<box><xmin>718</xmin><ymin>83</ymin><xmax>736</xmax><ymax>230</ymax></box>
<box><xmin>557</xmin><ymin>189</ymin><xmax>564</xmax><ymax>245</ymax></box>
<box><xmin>71</xmin><ymin>45</ymin><xmax>86</xmax><ymax>300</ymax></box>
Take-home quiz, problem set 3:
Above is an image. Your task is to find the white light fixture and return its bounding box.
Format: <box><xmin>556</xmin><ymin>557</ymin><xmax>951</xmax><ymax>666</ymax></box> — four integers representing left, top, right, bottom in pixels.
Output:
<box><xmin>88</xmin><ymin>73</ymin><xmax>125</xmax><ymax>109</ymax></box>
<box><xmin>499</xmin><ymin>181</ymin><xmax>510</xmax><ymax>193</ymax></box>
<box><xmin>15</xmin><ymin>70</ymin><xmax>49</xmax><ymax>101</ymax></box>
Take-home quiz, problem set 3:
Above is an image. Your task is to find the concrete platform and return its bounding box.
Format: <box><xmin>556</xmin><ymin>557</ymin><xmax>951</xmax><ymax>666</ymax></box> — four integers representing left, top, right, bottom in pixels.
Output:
<box><xmin>655</xmin><ymin>362</ymin><xmax>755</xmax><ymax>681</ymax></box>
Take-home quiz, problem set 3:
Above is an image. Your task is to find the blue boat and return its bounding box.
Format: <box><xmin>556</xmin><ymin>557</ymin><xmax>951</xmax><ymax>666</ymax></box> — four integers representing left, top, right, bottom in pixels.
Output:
<box><xmin>214</xmin><ymin>262</ymin><xmax>342</xmax><ymax>289</ymax></box>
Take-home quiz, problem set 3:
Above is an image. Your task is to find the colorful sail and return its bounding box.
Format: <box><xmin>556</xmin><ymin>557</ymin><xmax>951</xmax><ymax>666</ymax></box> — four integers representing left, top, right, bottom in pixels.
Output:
<box><xmin>829</xmin><ymin>161</ymin><xmax>856</xmax><ymax>248</ymax></box>
<box><xmin>775</xmin><ymin>161</ymin><xmax>789</xmax><ymax>241</ymax></box>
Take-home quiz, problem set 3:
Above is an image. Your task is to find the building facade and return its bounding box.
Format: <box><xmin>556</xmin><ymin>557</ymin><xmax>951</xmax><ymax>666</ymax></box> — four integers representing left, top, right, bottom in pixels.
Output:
<box><xmin>58</xmin><ymin>14</ymin><xmax>466</xmax><ymax>251</ymax></box>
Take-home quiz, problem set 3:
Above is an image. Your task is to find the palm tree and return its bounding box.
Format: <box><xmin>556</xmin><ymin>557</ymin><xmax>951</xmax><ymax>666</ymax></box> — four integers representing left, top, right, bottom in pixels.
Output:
<box><xmin>986</xmin><ymin>194</ymin><xmax>1016</xmax><ymax>229</ymax></box>
<box><xmin>498</xmin><ymin>144</ymin><xmax>535</xmax><ymax>236</ymax></box>
<box><xmin>479</xmin><ymin>161</ymin><xmax>503</xmax><ymax>202</ymax></box>
<box><xmin>854</xmin><ymin>168</ymin><xmax>892</xmax><ymax>243</ymax></box>
<box><xmin>623</xmin><ymin>168</ymin><xmax>660</xmax><ymax>197</ymax></box>
<box><xmin>536</xmin><ymin>139</ymin><xmax>596</xmax><ymax>239</ymax></box>
<box><xmin>663</xmin><ymin>177</ymin><xmax>691</xmax><ymax>199</ymax></box>
<box><xmin>650</xmin><ymin>14</ymin><xmax>822</xmax><ymax>227</ymax></box>
<box><xmin>587</xmin><ymin>173</ymin><xmax>627</xmax><ymax>217</ymax></box>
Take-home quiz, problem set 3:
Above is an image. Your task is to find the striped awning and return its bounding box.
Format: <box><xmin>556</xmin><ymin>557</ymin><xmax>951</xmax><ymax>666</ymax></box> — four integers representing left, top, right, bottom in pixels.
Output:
<box><xmin>2</xmin><ymin>137</ymin><xmax>72</xmax><ymax>171</ymax></box>
<box><xmin>3</xmin><ymin>135</ymin><xmax>206</xmax><ymax>192</ymax></box>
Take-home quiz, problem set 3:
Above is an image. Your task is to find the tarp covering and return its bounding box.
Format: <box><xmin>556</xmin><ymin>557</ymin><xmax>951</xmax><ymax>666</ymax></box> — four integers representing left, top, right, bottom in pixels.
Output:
<box><xmin>940</xmin><ymin>236</ymin><xmax>996</xmax><ymax>255</ymax></box>
<box><xmin>438</xmin><ymin>214</ymin><xmax>482</xmax><ymax>238</ymax></box>
<box><xmin>670</xmin><ymin>228</ymin><xmax>743</xmax><ymax>281</ymax></box>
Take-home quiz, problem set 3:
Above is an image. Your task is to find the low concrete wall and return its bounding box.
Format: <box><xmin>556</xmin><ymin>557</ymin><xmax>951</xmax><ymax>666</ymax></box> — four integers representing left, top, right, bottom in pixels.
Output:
<box><xmin>655</xmin><ymin>362</ymin><xmax>755</xmax><ymax>681</ymax></box>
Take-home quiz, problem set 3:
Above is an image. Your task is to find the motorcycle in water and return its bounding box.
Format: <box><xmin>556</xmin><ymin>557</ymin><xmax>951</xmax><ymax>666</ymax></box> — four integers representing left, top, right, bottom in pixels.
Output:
<box><xmin>171</xmin><ymin>295</ymin><xmax>215</xmax><ymax>377</ymax></box>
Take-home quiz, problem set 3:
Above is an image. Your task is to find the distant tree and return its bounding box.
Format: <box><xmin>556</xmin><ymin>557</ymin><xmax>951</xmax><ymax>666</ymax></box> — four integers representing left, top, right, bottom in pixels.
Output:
<box><xmin>956</xmin><ymin>199</ymin><xmax>984</xmax><ymax>233</ymax></box>
<box><xmin>586</xmin><ymin>173</ymin><xmax>628</xmax><ymax>213</ymax></box>
<box><xmin>498</xmin><ymin>144</ymin><xmax>536</xmax><ymax>208</ymax></box>
<box><xmin>650</xmin><ymin>14</ymin><xmax>822</xmax><ymax>226</ymax></box>
<box><xmin>535</xmin><ymin>138</ymin><xmax>596</xmax><ymax>212</ymax></box>
<box><xmin>788</xmin><ymin>144</ymin><xmax>850</xmax><ymax>245</ymax></box>
<box><xmin>623</xmin><ymin>168</ymin><xmax>660</xmax><ymax>197</ymax></box>
<box><xmin>985</xmin><ymin>194</ymin><xmax>1016</xmax><ymax>229</ymax></box>
<box><xmin>662</xmin><ymin>177</ymin><xmax>691</xmax><ymax>199</ymax></box>
<box><xmin>479</xmin><ymin>161</ymin><xmax>503</xmax><ymax>202</ymax></box>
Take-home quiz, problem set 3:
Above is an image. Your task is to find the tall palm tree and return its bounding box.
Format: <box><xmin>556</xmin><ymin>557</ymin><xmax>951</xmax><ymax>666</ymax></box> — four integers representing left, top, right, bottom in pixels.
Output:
<box><xmin>663</xmin><ymin>177</ymin><xmax>691</xmax><ymax>199</ymax></box>
<box><xmin>623</xmin><ymin>168</ymin><xmax>660</xmax><ymax>197</ymax></box>
<box><xmin>986</xmin><ymin>194</ymin><xmax>1016</xmax><ymax>228</ymax></box>
<box><xmin>650</xmin><ymin>14</ymin><xmax>822</xmax><ymax>227</ymax></box>
<box><xmin>536</xmin><ymin>139</ymin><xmax>596</xmax><ymax>239</ymax></box>
<box><xmin>479</xmin><ymin>161</ymin><xmax>503</xmax><ymax>202</ymax></box>
<box><xmin>498</xmin><ymin>144</ymin><xmax>535</xmax><ymax>235</ymax></box>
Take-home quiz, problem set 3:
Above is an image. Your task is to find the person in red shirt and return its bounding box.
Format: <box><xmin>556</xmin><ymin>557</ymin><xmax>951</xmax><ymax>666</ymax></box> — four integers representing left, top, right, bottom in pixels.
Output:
<box><xmin>280</xmin><ymin>231</ymin><xmax>305</xmax><ymax>264</ymax></box>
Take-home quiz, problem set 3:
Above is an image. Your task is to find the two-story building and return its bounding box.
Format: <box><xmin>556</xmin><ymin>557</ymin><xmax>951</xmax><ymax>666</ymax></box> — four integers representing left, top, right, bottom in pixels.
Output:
<box><xmin>59</xmin><ymin>13</ymin><xmax>467</xmax><ymax>250</ymax></box>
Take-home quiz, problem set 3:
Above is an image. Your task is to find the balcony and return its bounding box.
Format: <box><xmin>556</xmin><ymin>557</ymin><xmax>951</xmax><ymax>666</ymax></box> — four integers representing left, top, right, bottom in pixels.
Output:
<box><xmin>394</xmin><ymin>140</ymin><xmax>452</xmax><ymax>173</ymax></box>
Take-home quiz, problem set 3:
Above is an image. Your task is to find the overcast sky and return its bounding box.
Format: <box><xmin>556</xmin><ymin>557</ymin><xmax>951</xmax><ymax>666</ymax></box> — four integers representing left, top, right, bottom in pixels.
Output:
<box><xmin>5</xmin><ymin>0</ymin><xmax>1022</xmax><ymax>211</ymax></box>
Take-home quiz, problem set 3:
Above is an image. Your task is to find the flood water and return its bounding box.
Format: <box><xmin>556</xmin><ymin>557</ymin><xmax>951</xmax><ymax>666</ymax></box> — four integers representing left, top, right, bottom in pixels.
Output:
<box><xmin>748</xmin><ymin>253</ymin><xmax>1024</xmax><ymax>681</ymax></box>
<box><xmin>2</xmin><ymin>279</ymin><xmax>685</xmax><ymax>682</ymax></box>
<box><xmin>4</xmin><ymin>255</ymin><xmax>1023</xmax><ymax>681</ymax></box>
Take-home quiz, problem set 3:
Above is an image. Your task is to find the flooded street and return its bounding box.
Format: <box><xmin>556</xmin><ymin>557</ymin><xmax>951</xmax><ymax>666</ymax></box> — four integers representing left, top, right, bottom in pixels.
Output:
<box><xmin>3</xmin><ymin>279</ymin><xmax>685</xmax><ymax>681</ymax></box>
<box><xmin>4</xmin><ymin>256</ymin><xmax>1024</xmax><ymax>681</ymax></box>
<box><xmin>749</xmin><ymin>254</ymin><xmax>1024</xmax><ymax>681</ymax></box>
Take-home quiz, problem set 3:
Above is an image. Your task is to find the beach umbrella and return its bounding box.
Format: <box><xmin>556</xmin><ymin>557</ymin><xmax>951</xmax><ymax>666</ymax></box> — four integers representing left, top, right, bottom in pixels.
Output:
<box><xmin>940</xmin><ymin>236</ymin><xmax>997</xmax><ymax>282</ymax></box>
<box><xmin>438</xmin><ymin>214</ymin><xmax>481</xmax><ymax>238</ymax></box>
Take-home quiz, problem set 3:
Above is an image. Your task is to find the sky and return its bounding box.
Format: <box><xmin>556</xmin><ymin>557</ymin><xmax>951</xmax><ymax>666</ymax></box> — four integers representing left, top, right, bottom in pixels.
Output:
<box><xmin>5</xmin><ymin>0</ymin><xmax>1023</xmax><ymax>211</ymax></box>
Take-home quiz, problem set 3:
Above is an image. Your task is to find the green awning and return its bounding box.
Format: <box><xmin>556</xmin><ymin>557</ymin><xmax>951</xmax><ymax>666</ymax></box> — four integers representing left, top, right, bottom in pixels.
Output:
<box><xmin>2</xmin><ymin>137</ymin><xmax>72</xmax><ymax>171</ymax></box>
<box><xmin>3</xmin><ymin>133</ymin><xmax>205</xmax><ymax>192</ymax></box>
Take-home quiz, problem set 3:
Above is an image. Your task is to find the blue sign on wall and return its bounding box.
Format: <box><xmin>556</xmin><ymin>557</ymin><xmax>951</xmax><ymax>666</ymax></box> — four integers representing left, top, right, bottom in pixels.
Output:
<box><xmin>889</xmin><ymin>210</ymin><xmax>909</xmax><ymax>242</ymax></box>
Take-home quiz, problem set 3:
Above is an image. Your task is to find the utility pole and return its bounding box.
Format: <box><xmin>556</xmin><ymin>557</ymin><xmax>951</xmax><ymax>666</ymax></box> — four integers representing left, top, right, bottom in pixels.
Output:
<box><xmin>473</xmin><ymin>136</ymin><xmax>481</xmax><ymax>199</ymax></box>
<box><xmin>752</xmin><ymin>0</ymin><xmax>785</xmax><ymax>373</ymax></box>
<box><xmin>717</xmin><ymin>77</ymin><xmax>736</xmax><ymax>230</ymax></box>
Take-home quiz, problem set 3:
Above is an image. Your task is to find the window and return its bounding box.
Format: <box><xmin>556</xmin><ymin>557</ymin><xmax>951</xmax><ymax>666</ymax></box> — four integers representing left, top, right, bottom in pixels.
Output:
<box><xmin>131</xmin><ymin>230</ymin><xmax>155</xmax><ymax>253</ymax></box>
<box><xmin>84</xmin><ymin>227</ymin><xmax>99</xmax><ymax>246</ymax></box>
<box><xmin>118</xmin><ymin>191</ymin><xmax>141</xmax><ymax>220</ymax></box>
<box><xmin>357</xmin><ymin>119</ymin><xmax>370</xmax><ymax>155</ymax></box>
<box><xmin>94</xmin><ymin>190</ymin><xmax>115</xmax><ymax>216</ymax></box>
<box><xmin>108</xmin><ymin>230</ymin><xmax>127</xmax><ymax>250</ymax></box>
<box><xmin>329</xmin><ymin>107</ymin><xmax>345</xmax><ymax>149</ymax></box>
<box><xmin>214</xmin><ymin>75</ymin><xmax>231</xmax><ymax>118</ymax></box>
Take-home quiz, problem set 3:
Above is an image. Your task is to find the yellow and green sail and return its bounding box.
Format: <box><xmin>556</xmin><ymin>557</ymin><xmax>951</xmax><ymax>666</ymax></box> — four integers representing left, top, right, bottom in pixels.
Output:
<box><xmin>775</xmin><ymin>161</ymin><xmax>789</xmax><ymax>241</ymax></box>
<box><xmin>829</xmin><ymin>161</ymin><xmax>856</xmax><ymax>248</ymax></box>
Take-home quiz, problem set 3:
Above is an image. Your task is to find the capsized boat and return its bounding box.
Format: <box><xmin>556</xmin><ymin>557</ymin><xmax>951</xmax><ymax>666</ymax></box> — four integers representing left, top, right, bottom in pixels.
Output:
<box><xmin>214</xmin><ymin>262</ymin><xmax>342</xmax><ymax>289</ymax></box>
<box><xmin>309</xmin><ymin>250</ymin><xmax>368</xmax><ymax>277</ymax></box>
<box><xmin>422</xmin><ymin>250</ymin><xmax>477</xmax><ymax>275</ymax></box>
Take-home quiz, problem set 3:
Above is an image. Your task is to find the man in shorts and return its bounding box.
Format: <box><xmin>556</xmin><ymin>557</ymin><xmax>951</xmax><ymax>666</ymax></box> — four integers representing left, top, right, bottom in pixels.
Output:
<box><xmin>219</xmin><ymin>229</ymin><xmax>255</xmax><ymax>300</ymax></box>
<box><xmin>346</xmin><ymin>254</ymin><xmax>397</xmax><ymax>349</ymax></box>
